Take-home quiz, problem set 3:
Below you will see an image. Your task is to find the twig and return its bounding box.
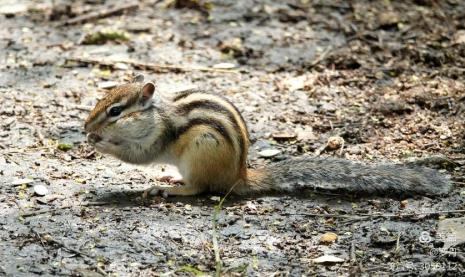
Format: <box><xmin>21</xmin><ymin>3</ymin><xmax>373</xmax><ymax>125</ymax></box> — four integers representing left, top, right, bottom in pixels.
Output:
<box><xmin>59</xmin><ymin>3</ymin><xmax>139</xmax><ymax>26</ymax></box>
<box><xmin>20</xmin><ymin>201</ymin><xmax>111</xmax><ymax>218</ymax></box>
<box><xmin>31</xmin><ymin>227</ymin><xmax>109</xmax><ymax>276</ymax></box>
<box><xmin>283</xmin><ymin>209</ymin><xmax>465</xmax><ymax>220</ymax></box>
<box><xmin>65</xmin><ymin>57</ymin><xmax>239</xmax><ymax>74</ymax></box>
<box><xmin>31</xmin><ymin>228</ymin><xmax>92</xmax><ymax>258</ymax></box>
<box><xmin>309</xmin><ymin>46</ymin><xmax>332</xmax><ymax>67</ymax></box>
<box><xmin>394</xmin><ymin>232</ymin><xmax>401</xmax><ymax>255</ymax></box>
<box><xmin>350</xmin><ymin>240</ymin><xmax>356</xmax><ymax>262</ymax></box>
<box><xmin>339</xmin><ymin>139</ymin><xmax>345</xmax><ymax>156</ymax></box>
<box><xmin>212</xmin><ymin>210</ymin><xmax>221</xmax><ymax>277</ymax></box>
<box><xmin>96</xmin><ymin>266</ymin><xmax>109</xmax><ymax>277</ymax></box>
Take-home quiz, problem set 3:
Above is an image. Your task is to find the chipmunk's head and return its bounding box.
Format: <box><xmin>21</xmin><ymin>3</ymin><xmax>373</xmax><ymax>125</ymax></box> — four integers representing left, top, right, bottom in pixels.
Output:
<box><xmin>85</xmin><ymin>75</ymin><xmax>167</xmax><ymax>163</ymax></box>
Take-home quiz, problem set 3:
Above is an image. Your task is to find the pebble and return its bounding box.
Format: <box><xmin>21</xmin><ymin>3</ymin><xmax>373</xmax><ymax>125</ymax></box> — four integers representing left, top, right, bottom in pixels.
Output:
<box><xmin>258</xmin><ymin>148</ymin><xmax>281</xmax><ymax>158</ymax></box>
<box><xmin>33</xmin><ymin>184</ymin><xmax>49</xmax><ymax>196</ymax></box>
<box><xmin>213</xmin><ymin>62</ymin><xmax>236</xmax><ymax>69</ymax></box>
<box><xmin>326</xmin><ymin>136</ymin><xmax>344</xmax><ymax>150</ymax></box>
<box><xmin>98</xmin><ymin>81</ymin><xmax>119</xmax><ymax>89</ymax></box>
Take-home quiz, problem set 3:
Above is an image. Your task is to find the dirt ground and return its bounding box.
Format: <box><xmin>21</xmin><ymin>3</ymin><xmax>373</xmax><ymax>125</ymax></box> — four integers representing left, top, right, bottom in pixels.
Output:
<box><xmin>1</xmin><ymin>0</ymin><xmax>465</xmax><ymax>276</ymax></box>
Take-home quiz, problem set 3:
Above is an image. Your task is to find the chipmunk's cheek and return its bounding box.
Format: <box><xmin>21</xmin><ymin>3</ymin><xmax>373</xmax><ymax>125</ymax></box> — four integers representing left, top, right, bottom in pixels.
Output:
<box><xmin>94</xmin><ymin>140</ymin><xmax>116</xmax><ymax>153</ymax></box>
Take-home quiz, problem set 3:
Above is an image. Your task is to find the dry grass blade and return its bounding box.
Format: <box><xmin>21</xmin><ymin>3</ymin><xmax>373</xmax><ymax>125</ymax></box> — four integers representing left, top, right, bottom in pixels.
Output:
<box><xmin>59</xmin><ymin>3</ymin><xmax>139</xmax><ymax>26</ymax></box>
<box><xmin>66</xmin><ymin>57</ymin><xmax>239</xmax><ymax>74</ymax></box>
<box><xmin>211</xmin><ymin>182</ymin><xmax>239</xmax><ymax>276</ymax></box>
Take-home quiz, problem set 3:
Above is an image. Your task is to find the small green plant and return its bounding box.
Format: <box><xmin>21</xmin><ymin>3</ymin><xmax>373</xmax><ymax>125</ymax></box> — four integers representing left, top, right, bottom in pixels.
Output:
<box><xmin>81</xmin><ymin>29</ymin><xmax>130</xmax><ymax>45</ymax></box>
<box><xmin>211</xmin><ymin>184</ymin><xmax>237</xmax><ymax>276</ymax></box>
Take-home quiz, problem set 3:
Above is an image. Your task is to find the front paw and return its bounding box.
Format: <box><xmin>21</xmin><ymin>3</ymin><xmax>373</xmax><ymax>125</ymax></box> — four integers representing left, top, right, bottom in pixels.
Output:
<box><xmin>156</xmin><ymin>176</ymin><xmax>184</xmax><ymax>185</ymax></box>
<box><xmin>142</xmin><ymin>185</ymin><xmax>172</xmax><ymax>199</ymax></box>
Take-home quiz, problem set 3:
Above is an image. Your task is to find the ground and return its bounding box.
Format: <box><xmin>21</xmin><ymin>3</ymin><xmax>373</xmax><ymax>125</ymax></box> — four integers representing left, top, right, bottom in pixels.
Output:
<box><xmin>1</xmin><ymin>0</ymin><xmax>465</xmax><ymax>276</ymax></box>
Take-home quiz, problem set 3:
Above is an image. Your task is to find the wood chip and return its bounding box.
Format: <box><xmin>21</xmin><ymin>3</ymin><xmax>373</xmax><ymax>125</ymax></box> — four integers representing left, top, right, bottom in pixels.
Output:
<box><xmin>213</xmin><ymin>62</ymin><xmax>237</xmax><ymax>69</ymax></box>
<box><xmin>272</xmin><ymin>132</ymin><xmax>297</xmax><ymax>141</ymax></box>
<box><xmin>12</xmin><ymin>178</ymin><xmax>35</xmax><ymax>186</ymax></box>
<box><xmin>312</xmin><ymin>255</ymin><xmax>344</xmax><ymax>264</ymax></box>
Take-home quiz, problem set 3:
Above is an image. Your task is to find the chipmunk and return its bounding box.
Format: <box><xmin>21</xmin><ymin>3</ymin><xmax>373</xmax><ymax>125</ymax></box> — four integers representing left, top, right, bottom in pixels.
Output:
<box><xmin>84</xmin><ymin>75</ymin><xmax>453</xmax><ymax>198</ymax></box>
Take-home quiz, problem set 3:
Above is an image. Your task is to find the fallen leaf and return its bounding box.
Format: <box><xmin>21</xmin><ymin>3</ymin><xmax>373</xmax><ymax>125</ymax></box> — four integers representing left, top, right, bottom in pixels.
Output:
<box><xmin>319</xmin><ymin>232</ymin><xmax>338</xmax><ymax>244</ymax></box>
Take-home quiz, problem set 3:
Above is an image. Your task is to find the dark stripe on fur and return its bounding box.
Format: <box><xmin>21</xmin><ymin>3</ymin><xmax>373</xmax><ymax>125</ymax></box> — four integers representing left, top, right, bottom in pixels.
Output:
<box><xmin>172</xmin><ymin>89</ymin><xmax>203</xmax><ymax>102</ymax></box>
<box><xmin>153</xmin><ymin>106</ymin><xmax>177</xmax><ymax>147</ymax></box>
<box><xmin>176</xmin><ymin>99</ymin><xmax>247</xmax><ymax>165</ymax></box>
<box><xmin>221</xmin><ymin>97</ymin><xmax>249</xmax><ymax>138</ymax></box>
<box><xmin>176</xmin><ymin>117</ymin><xmax>234</xmax><ymax>146</ymax></box>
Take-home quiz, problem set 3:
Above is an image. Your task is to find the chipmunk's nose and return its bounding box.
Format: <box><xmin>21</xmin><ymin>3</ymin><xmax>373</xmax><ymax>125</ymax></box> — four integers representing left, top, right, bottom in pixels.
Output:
<box><xmin>87</xmin><ymin>133</ymin><xmax>102</xmax><ymax>144</ymax></box>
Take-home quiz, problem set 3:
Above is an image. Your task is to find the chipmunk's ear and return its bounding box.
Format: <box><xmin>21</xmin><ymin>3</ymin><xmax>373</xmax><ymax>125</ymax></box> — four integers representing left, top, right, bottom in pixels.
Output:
<box><xmin>141</xmin><ymin>82</ymin><xmax>156</xmax><ymax>103</ymax></box>
<box><xmin>133</xmin><ymin>74</ymin><xmax>145</xmax><ymax>83</ymax></box>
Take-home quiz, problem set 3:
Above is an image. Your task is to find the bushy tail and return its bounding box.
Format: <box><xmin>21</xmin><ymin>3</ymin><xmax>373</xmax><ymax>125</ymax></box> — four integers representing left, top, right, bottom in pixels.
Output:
<box><xmin>243</xmin><ymin>157</ymin><xmax>452</xmax><ymax>197</ymax></box>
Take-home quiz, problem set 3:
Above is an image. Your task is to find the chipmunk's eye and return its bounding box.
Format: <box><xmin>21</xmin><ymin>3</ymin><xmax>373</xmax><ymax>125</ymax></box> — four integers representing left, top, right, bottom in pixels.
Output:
<box><xmin>108</xmin><ymin>106</ymin><xmax>123</xmax><ymax>117</ymax></box>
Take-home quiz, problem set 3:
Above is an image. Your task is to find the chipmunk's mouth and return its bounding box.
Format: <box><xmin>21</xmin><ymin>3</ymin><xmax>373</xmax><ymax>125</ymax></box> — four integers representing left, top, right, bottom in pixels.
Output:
<box><xmin>87</xmin><ymin>133</ymin><xmax>122</xmax><ymax>147</ymax></box>
<box><xmin>87</xmin><ymin>133</ymin><xmax>102</xmax><ymax>145</ymax></box>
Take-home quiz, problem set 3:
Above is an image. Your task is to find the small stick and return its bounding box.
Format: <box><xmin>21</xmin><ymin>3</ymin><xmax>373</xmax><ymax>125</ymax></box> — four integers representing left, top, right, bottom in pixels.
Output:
<box><xmin>211</xmin><ymin>182</ymin><xmax>240</xmax><ymax>277</ymax></box>
<box><xmin>31</xmin><ymin>228</ymin><xmax>92</xmax><ymax>258</ymax></box>
<box><xmin>66</xmin><ymin>57</ymin><xmax>239</xmax><ymax>74</ymax></box>
<box><xmin>32</xmin><ymin>227</ymin><xmax>109</xmax><ymax>276</ymax></box>
<box><xmin>394</xmin><ymin>232</ymin><xmax>401</xmax><ymax>254</ymax></box>
<box><xmin>284</xmin><ymin>209</ymin><xmax>465</xmax><ymax>219</ymax></box>
<box><xmin>59</xmin><ymin>3</ymin><xmax>139</xmax><ymax>26</ymax></box>
<box><xmin>67</xmin><ymin>104</ymin><xmax>93</xmax><ymax>112</ymax></box>
<box><xmin>309</xmin><ymin>46</ymin><xmax>332</xmax><ymax>67</ymax></box>
<box><xmin>20</xmin><ymin>201</ymin><xmax>110</xmax><ymax>218</ymax></box>
<box><xmin>96</xmin><ymin>266</ymin><xmax>109</xmax><ymax>277</ymax></box>
<box><xmin>350</xmin><ymin>240</ymin><xmax>356</xmax><ymax>262</ymax></box>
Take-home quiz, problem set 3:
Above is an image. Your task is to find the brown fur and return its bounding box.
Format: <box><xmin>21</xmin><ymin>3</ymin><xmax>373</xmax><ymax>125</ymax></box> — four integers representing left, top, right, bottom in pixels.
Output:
<box><xmin>85</xmin><ymin>80</ymin><xmax>452</xmax><ymax>198</ymax></box>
